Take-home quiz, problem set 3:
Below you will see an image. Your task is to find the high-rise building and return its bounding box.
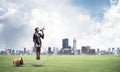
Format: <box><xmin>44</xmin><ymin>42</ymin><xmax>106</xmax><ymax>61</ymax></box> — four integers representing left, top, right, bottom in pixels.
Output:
<box><xmin>77</xmin><ymin>49</ymin><xmax>80</xmax><ymax>55</ymax></box>
<box><xmin>11</xmin><ymin>49</ymin><xmax>15</xmax><ymax>55</ymax></box>
<box><xmin>24</xmin><ymin>47</ymin><xmax>26</xmax><ymax>54</ymax></box>
<box><xmin>108</xmin><ymin>48</ymin><xmax>111</xmax><ymax>55</ymax></box>
<box><xmin>73</xmin><ymin>38</ymin><xmax>76</xmax><ymax>49</ymax></box>
<box><xmin>6</xmin><ymin>48</ymin><xmax>11</xmax><ymax>55</ymax></box>
<box><xmin>117</xmin><ymin>48</ymin><xmax>120</xmax><ymax>54</ymax></box>
<box><xmin>53</xmin><ymin>47</ymin><xmax>59</xmax><ymax>55</ymax></box>
<box><xmin>48</xmin><ymin>47</ymin><xmax>51</xmax><ymax>54</ymax></box>
<box><xmin>89</xmin><ymin>49</ymin><xmax>96</xmax><ymax>55</ymax></box>
<box><xmin>62</xmin><ymin>38</ymin><xmax>69</xmax><ymax>48</ymax></box>
<box><xmin>73</xmin><ymin>38</ymin><xmax>77</xmax><ymax>54</ymax></box>
<box><xmin>112</xmin><ymin>48</ymin><xmax>115</xmax><ymax>54</ymax></box>
<box><xmin>81</xmin><ymin>46</ymin><xmax>90</xmax><ymax>54</ymax></box>
<box><xmin>97</xmin><ymin>48</ymin><xmax>100</xmax><ymax>55</ymax></box>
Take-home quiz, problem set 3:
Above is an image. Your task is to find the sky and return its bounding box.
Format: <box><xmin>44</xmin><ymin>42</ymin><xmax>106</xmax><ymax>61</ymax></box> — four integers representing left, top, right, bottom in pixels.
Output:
<box><xmin>0</xmin><ymin>0</ymin><xmax>120</xmax><ymax>51</ymax></box>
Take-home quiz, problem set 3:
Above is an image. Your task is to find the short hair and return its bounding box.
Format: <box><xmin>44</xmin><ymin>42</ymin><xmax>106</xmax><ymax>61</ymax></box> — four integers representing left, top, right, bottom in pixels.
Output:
<box><xmin>35</xmin><ymin>27</ymin><xmax>39</xmax><ymax>32</ymax></box>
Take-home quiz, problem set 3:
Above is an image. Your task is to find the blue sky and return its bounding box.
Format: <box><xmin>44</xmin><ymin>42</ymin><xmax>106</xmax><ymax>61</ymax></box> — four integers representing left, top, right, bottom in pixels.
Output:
<box><xmin>72</xmin><ymin>0</ymin><xmax>111</xmax><ymax>20</ymax></box>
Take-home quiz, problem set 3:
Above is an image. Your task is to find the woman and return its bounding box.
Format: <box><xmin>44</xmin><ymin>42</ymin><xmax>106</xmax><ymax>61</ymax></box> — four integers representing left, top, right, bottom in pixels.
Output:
<box><xmin>33</xmin><ymin>27</ymin><xmax>44</xmax><ymax>60</ymax></box>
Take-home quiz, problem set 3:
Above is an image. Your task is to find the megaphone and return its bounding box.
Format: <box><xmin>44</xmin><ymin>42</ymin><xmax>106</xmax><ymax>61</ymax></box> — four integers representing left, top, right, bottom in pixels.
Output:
<box><xmin>40</xmin><ymin>27</ymin><xmax>45</xmax><ymax>31</ymax></box>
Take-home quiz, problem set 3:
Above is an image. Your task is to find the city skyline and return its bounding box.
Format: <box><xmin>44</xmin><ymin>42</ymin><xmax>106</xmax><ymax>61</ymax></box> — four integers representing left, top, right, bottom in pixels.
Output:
<box><xmin>1</xmin><ymin>38</ymin><xmax>120</xmax><ymax>55</ymax></box>
<box><xmin>0</xmin><ymin>0</ymin><xmax>120</xmax><ymax>50</ymax></box>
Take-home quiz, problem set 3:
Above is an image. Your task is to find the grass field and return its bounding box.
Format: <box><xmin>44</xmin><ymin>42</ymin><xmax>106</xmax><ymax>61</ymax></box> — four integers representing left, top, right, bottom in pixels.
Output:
<box><xmin>0</xmin><ymin>55</ymin><xmax>120</xmax><ymax>72</ymax></box>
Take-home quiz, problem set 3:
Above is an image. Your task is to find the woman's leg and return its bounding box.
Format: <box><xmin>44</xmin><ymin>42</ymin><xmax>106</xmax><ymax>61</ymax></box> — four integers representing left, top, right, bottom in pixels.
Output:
<box><xmin>36</xmin><ymin>44</ymin><xmax>41</xmax><ymax>60</ymax></box>
<box><xmin>38</xmin><ymin>45</ymin><xmax>41</xmax><ymax>59</ymax></box>
<box><xmin>35</xmin><ymin>43</ymin><xmax>39</xmax><ymax>60</ymax></box>
<box><xmin>36</xmin><ymin>47</ymin><xmax>38</xmax><ymax>59</ymax></box>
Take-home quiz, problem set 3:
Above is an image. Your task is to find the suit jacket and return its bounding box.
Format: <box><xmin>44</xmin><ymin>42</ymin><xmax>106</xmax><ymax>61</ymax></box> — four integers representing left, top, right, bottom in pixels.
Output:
<box><xmin>33</xmin><ymin>32</ymin><xmax>44</xmax><ymax>45</ymax></box>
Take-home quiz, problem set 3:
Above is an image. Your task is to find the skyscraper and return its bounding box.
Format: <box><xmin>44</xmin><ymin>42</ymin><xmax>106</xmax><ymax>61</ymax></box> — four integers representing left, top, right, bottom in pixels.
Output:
<box><xmin>112</xmin><ymin>48</ymin><xmax>115</xmax><ymax>54</ymax></box>
<box><xmin>48</xmin><ymin>47</ymin><xmax>51</xmax><ymax>54</ymax></box>
<box><xmin>24</xmin><ymin>47</ymin><xmax>26</xmax><ymax>54</ymax></box>
<box><xmin>73</xmin><ymin>38</ymin><xmax>77</xmax><ymax>54</ymax></box>
<box><xmin>108</xmin><ymin>48</ymin><xmax>111</xmax><ymax>55</ymax></box>
<box><xmin>81</xmin><ymin>46</ymin><xmax>90</xmax><ymax>54</ymax></box>
<box><xmin>62</xmin><ymin>38</ymin><xmax>69</xmax><ymax>48</ymax></box>
<box><xmin>97</xmin><ymin>48</ymin><xmax>100</xmax><ymax>55</ymax></box>
<box><xmin>73</xmin><ymin>38</ymin><xmax>76</xmax><ymax>49</ymax></box>
<box><xmin>117</xmin><ymin>48</ymin><xmax>120</xmax><ymax>54</ymax></box>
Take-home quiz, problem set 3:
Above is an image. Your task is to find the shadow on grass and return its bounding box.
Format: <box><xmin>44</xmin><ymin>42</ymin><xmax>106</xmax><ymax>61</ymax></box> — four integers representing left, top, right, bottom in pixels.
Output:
<box><xmin>12</xmin><ymin>63</ymin><xmax>47</xmax><ymax>67</ymax></box>
<box><xmin>12</xmin><ymin>65</ymin><xmax>24</xmax><ymax>67</ymax></box>
<box><xmin>31</xmin><ymin>64</ymin><xmax>46</xmax><ymax>67</ymax></box>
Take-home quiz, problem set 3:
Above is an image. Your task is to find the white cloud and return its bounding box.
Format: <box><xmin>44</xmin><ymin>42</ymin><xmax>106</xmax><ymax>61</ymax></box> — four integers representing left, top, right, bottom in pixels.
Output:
<box><xmin>26</xmin><ymin>0</ymin><xmax>93</xmax><ymax>49</ymax></box>
<box><xmin>0</xmin><ymin>0</ymin><xmax>120</xmax><ymax>51</ymax></box>
<box><xmin>83</xmin><ymin>0</ymin><xmax>120</xmax><ymax>49</ymax></box>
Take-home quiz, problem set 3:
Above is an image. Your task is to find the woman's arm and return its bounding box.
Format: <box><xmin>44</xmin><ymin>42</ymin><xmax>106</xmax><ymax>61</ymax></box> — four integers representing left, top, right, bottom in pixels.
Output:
<box><xmin>33</xmin><ymin>34</ymin><xmax>37</xmax><ymax>42</ymax></box>
<box><xmin>40</xmin><ymin>31</ymin><xmax>44</xmax><ymax>39</ymax></box>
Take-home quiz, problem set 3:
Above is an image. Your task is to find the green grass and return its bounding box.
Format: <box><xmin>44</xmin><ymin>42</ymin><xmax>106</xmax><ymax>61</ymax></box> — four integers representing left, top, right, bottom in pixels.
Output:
<box><xmin>0</xmin><ymin>55</ymin><xmax>120</xmax><ymax>72</ymax></box>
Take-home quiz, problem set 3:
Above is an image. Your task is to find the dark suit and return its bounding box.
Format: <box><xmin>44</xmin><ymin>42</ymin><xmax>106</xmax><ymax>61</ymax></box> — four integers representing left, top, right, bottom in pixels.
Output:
<box><xmin>33</xmin><ymin>32</ymin><xmax>44</xmax><ymax>60</ymax></box>
<box><xmin>33</xmin><ymin>32</ymin><xmax>44</xmax><ymax>45</ymax></box>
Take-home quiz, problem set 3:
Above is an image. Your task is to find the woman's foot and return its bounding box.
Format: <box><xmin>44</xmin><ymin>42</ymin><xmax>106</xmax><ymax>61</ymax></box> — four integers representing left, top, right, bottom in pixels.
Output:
<box><xmin>36</xmin><ymin>56</ymin><xmax>40</xmax><ymax>60</ymax></box>
<box><xmin>38</xmin><ymin>57</ymin><xmax>40</xmax><ymax>60</ymax></box>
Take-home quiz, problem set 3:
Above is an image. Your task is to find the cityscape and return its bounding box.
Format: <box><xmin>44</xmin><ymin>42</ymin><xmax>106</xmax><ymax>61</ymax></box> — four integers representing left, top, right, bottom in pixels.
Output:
<box><xmin>0</xmin><ymin>38</ymin><xmax>120</xmax><ymax>55</ymax></box>
<box><xmin>0</xmin><ymin>0</ymin><xmax>120</xmax><ymax>72</ymax></box>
